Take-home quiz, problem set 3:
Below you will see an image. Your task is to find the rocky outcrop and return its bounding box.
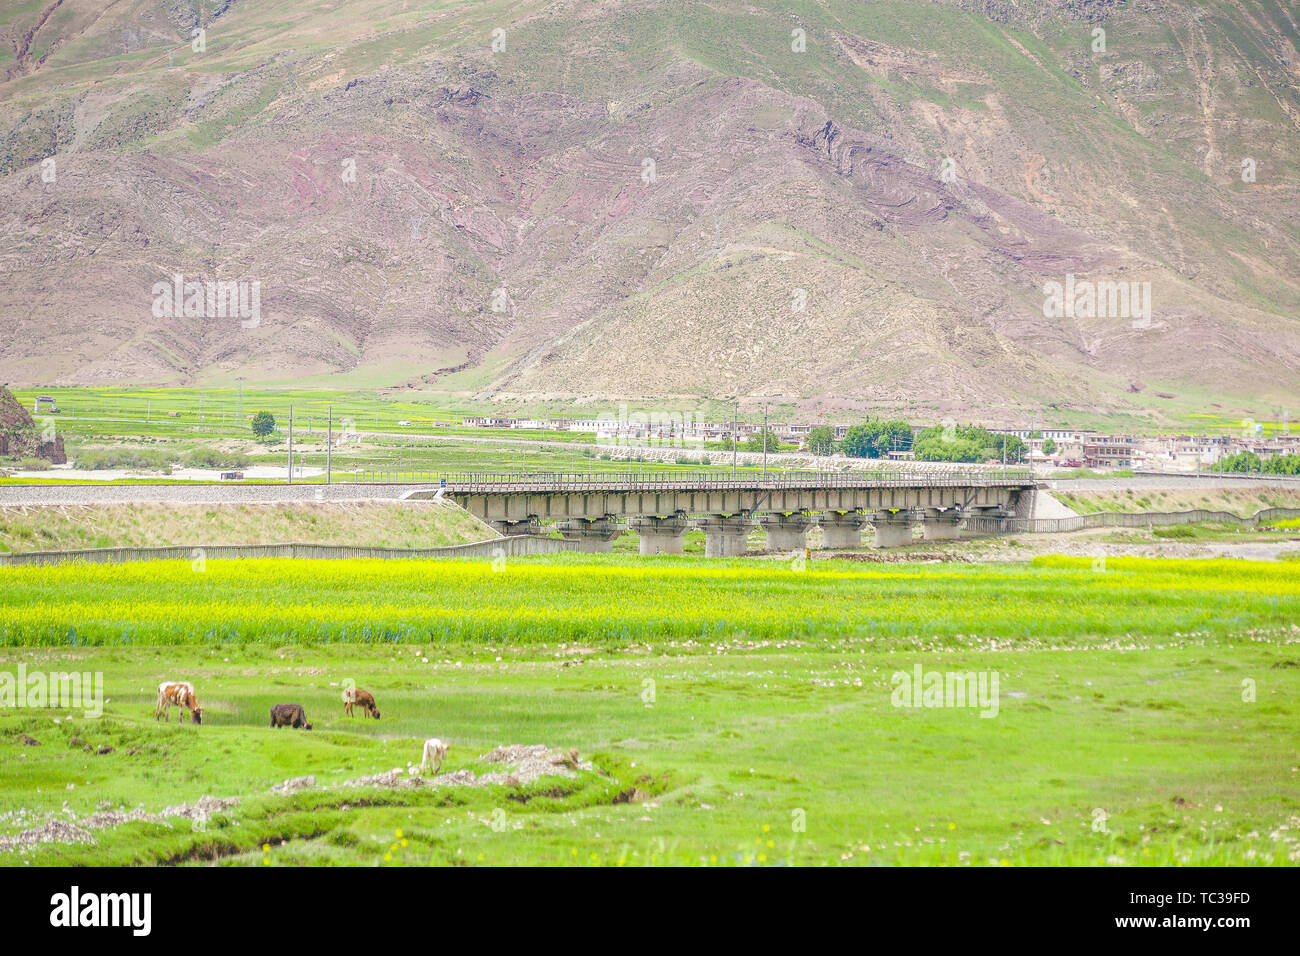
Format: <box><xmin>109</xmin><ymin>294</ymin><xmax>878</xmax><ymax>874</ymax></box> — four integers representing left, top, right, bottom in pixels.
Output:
<box><xmin>0</xmin><ymin>385</ymin><xmax>65</xmax><ymax>463</ymax></box>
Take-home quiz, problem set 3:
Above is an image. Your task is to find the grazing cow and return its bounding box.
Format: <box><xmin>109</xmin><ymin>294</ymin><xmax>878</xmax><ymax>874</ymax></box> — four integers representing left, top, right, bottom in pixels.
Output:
<box><xmin>343</xmin><ymin>687</ymin><xmax>381</xmax><ymax>719</ymax></box>
<box><xmin>155</xmin><ymin>681</ymin><xmax>203</xmax><ymax>724</ymax></box>
<box><xmin>270</xmin><ymin>703</ymin><xmax>313</xmax><ymax>730</ymax></box>
<box><xmin>420</xmin><ymin>738</ymin><xmax>449</xmax><ymax>774</ymax></box>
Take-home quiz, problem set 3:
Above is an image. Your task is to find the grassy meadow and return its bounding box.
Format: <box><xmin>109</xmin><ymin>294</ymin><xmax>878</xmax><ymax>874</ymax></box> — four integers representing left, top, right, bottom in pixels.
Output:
<box><xmin>0</xmin><ymin>554</ymin><xmax>1297</xmax><ymax>866</ymax></box>
<box><xmin>2</xmin><ymin>385</ymin><xmax>762</xmax><ymax>480</ymax></box>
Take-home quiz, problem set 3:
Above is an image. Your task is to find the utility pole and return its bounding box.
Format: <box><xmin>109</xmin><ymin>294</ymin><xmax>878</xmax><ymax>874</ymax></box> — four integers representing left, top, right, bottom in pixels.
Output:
<box><xmin>762</xmin><ymin>401</ymin><xmax>769</xmax><ymax>479</ymax></box>
<box><xmin>732</xmin><ymin>399</ymin><xmax>738</xmax><ymax>475</ymax></box>
<box><xmin>326</xmin><ymin>405</ymin><xmax>332</xmax><ymax>485</ymax></box>
<box><xmin>287</xmin><ymin>405</ymin><xmax>293</xmax><ymax>485</ymax></box>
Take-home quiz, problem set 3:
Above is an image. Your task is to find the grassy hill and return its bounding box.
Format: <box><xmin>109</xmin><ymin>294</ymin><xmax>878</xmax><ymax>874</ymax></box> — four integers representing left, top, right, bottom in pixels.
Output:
<box><xmin>0</xmin><ymin>500</ymin><xmax>493</xmax><ymax>552</ymax></box>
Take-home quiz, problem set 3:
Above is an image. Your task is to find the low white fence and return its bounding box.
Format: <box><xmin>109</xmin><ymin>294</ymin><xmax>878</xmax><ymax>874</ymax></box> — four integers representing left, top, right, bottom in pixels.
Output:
<box><xmin>0</xmin><ymin>534</ymin><xmax>579</xmax><ymax>567</ymax></box>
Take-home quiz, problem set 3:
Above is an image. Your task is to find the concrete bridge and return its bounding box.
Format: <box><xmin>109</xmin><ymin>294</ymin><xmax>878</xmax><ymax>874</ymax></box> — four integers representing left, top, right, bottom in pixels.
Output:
<box><xmin>411</xmin><ymin>469</ymin><xmax>1036</xmax><ymax>555</ymax></box>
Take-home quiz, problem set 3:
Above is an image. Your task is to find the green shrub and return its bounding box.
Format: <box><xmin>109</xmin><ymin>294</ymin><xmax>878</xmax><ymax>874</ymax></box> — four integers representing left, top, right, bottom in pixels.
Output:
<box><xmin>75</xmin><ymin>448</ymin><xmax>178</xmax><ymax>472</ymax></box>
<box><xmin>183</xmin><ymin>446</ymin><xmax>252</xmax><ymax>469</ymax></box>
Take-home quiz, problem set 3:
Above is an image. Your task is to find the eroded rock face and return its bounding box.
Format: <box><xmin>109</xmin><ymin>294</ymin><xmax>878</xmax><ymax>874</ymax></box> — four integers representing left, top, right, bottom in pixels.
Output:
<box><xmin>0</xmin><ymin>385</ymin><xmax>63</xmax><ymax>462</ymax></box>
<box><xmin>34</xmin><ymin>437</ymin><xmax>66</xmax><ymax>464</ymax></box>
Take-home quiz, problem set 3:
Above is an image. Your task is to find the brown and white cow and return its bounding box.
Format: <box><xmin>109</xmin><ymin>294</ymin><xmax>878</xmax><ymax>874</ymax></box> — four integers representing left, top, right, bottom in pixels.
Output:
<box><xmin>156</xmin><ymin>681</ymin><xmax>203</xmax><ymax>724</ymax></box>
<box><xmin>343</xmin><ymin>687</ymin><xmax>381</xmax><ymax>719</ymax></box>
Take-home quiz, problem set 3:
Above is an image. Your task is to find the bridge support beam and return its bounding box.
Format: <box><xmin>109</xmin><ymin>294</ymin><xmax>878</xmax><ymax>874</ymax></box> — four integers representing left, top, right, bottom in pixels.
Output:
<box><xmin>628</xmin><ymin>513</ymin><xmax>692</xmax><ymax>556</ymax></box>
<box><xmin>871</xmin><ymin>510</ymin><xmax>915</xmax><ymax>548</ymax></box>
<box><xmin>759</xmin><ymin>512</ymin><xmax>813</xmax><ymax>550</ymax></box>
<box><xmin>921</xmin><ymin>508</ymin><xmax>963</xmax><ymax>541</ymax></box>
<box><xmin>967</xmin><ymin>506</ymin><xmax>1011</xmax><ymax>534</ymax></box>
<box><xmin>555</xmin><ymin>517</ymin><xmax>626</xmax><ymax>553</ymax></box>
<box><xmin>819</xmin><ymin>511</ymin><xmax>869</xmax><ymax>549</ymax></box>
<box><xmin>492</xmin><ymin>517</ymin><xmax>539</xmax><ymax>536</ymax></box>
<box><xmin>697</xmin><ymin>514</ymin><xmax>756</xmax><ymax>557</ymax></box>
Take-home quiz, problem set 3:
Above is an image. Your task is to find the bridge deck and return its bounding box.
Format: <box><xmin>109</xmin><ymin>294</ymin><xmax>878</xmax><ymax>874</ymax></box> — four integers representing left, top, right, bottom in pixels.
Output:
<box><xmin>386</xmin><ymin>468</ymin><xmax>1036</xmax><ymax>494</ymax></box>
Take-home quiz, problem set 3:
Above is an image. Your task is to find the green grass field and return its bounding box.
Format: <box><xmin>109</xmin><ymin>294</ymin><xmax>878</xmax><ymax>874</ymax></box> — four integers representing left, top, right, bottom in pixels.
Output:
<box><xmin>3</xmin><ymin>385</ymin><xmax>774</xmax><ymax>480</ymax></box>
<box><xmin>1</xmin><ymin>554</ymin><xmax>1297</xmax><ymax>866</ymax></box>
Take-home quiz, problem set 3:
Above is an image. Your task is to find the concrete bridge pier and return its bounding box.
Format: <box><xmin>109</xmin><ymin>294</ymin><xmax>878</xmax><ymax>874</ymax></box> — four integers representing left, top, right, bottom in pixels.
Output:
<box><xmin>970</xmin><ymin>505</ymin><xmax>1011</xmax><ymax>531</ymax></box>
<box><xmin>629</xmin><ymin>513</ymin><xmax>692</xmax><ymax>556</ymax></box>
<box><xmin>697</xmin><ymin>514</ymin><xmax>756</xmax><ymax>557</ymax></box>
<box><xmin>759</xmin><ymin>512</ymin><xmax>814</xmax><ymax>550</ymax></box>
<box><xmin>819</xmin><ymin>510</ymin><xmax>869</xmax><ymax>548</ymax></box>
<box><xmin>492</xmin><ymin>517</ymin><xmax>539</xmax><ymax>536</ymax></box>
<box><xmin>871</xmin><ymin>509</ymin><xmax>915</xmax><ymax>548</ymax></box>
<box><xmin>921</xmin><ymin>507</ymin><xmax>963</xmax><ymax>541</ymax></box>
<box><xmin>555</xmin><ymin>516</ymin><xmax>626</xmax><ymax>553</ymax></box>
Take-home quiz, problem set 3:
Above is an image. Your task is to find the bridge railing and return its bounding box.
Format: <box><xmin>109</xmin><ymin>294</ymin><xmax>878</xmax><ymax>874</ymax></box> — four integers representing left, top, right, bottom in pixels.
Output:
<box><xmin>348</xmin><ymin>466</ymin><xmax>1034</xmax><ymax>490</ymax></box>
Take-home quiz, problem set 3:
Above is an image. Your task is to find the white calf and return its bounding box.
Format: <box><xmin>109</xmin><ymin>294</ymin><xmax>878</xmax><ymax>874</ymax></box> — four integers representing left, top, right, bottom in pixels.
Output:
<box><xmin>420</xmin><ymin>738</ymin><xmax>449</xmax><ymax>774</ymax></box>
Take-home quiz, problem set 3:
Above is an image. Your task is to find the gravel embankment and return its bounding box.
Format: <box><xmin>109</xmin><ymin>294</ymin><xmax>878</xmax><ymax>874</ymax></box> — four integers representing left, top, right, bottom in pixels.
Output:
<box><xmin>1045</xmin><ymin>475</ymin><xmax>1300</xmax><ymax>491</ymax></box>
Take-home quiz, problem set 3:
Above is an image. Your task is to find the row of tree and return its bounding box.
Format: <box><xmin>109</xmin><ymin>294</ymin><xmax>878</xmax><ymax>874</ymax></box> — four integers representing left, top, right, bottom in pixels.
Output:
<box><xmin>814</xmin><ymin>420</ymin><xmax>1028</xmax><ymax>463</ymax></box>
<box><xmin>1212</xmin><ymin>451</ymin><xmax>1300</xmax><ymax>475</ymax></box>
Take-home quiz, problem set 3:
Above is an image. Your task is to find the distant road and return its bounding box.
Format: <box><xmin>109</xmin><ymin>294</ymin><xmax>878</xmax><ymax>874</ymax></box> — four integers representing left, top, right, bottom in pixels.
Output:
<box><xmin>0</xmin><ymin>484</ymin><xmax>430</xmax><ymax>505</ymax></box>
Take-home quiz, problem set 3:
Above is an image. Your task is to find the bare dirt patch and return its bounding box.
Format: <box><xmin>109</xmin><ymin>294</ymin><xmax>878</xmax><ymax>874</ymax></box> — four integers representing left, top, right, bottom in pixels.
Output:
<box><xmin>0</xmin><ymin>795</ymin><xmax>240</xmax><ymax>852</ymax></box>
<box><xmin>341</xmin><ymin>744</ymin><xmax>595</xmax><ymax>791</ymax></box>
<box><xmin>1</xmin><ymin>745</ymin><xmax>594</xmax><ymax>853</ymax></box>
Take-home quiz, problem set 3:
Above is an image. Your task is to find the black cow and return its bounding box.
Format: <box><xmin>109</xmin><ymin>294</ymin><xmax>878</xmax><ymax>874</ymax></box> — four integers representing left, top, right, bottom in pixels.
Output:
<box><xmin>270</xmin><ymin>703</ymin><xmax>313</xmax><ymax>730</ymax></box>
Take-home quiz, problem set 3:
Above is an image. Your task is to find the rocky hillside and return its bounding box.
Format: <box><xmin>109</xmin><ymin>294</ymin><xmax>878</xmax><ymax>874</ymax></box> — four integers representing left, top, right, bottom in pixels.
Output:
<box><xmin>1</xmin><ymin>0</ymin><xmax>1297</xmax><ymax>425</ymax></box>
<box><xmin>0</xmin><ymin>385</ymin><xmax>65</xmax><ymax>462</ymax></box>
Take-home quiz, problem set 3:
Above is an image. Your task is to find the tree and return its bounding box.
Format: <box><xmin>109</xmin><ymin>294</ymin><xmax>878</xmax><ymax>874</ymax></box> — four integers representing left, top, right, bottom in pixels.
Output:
<box><xmin>1219</xmin><ymin>451</ymin><xmax>1300</xmax><ymax>475</ymax></box>
<box><xmin>1041</xmin><ymin>438</ymin><xmax>1057</xmax><ymax>456</ymax></box>
<box><xmin>806</xmin><ymin>426</ymin><xmax>836</xmax><ymax>456</ymax></box>
<box><xmin>251</xmin><ymin>410</ymin><xmax>276</xmax><ymax>439</ymax></box>
<box><xmin>744</xmin><ymin>428</ymin><xmax>780</xmax><ymax>453</ymax></box>
<box><xmin>1263</xmin><ymin>454</ymin><xmax>1300</xmax><ymax>475</ymax></box>
<box><xmin>841</xmin><ymin>419</ymin><xmax>913</xmax><ymax>458</ymax></box>
<box><xmin>1214</xmin><ymin>451</ymin><xmax>1262</xmax><ymax>474</ymax></box>
<box><xmin>913</xmin><ymin>424</ymin><xmax>1027</xmax><ymax>463</ymax></box>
